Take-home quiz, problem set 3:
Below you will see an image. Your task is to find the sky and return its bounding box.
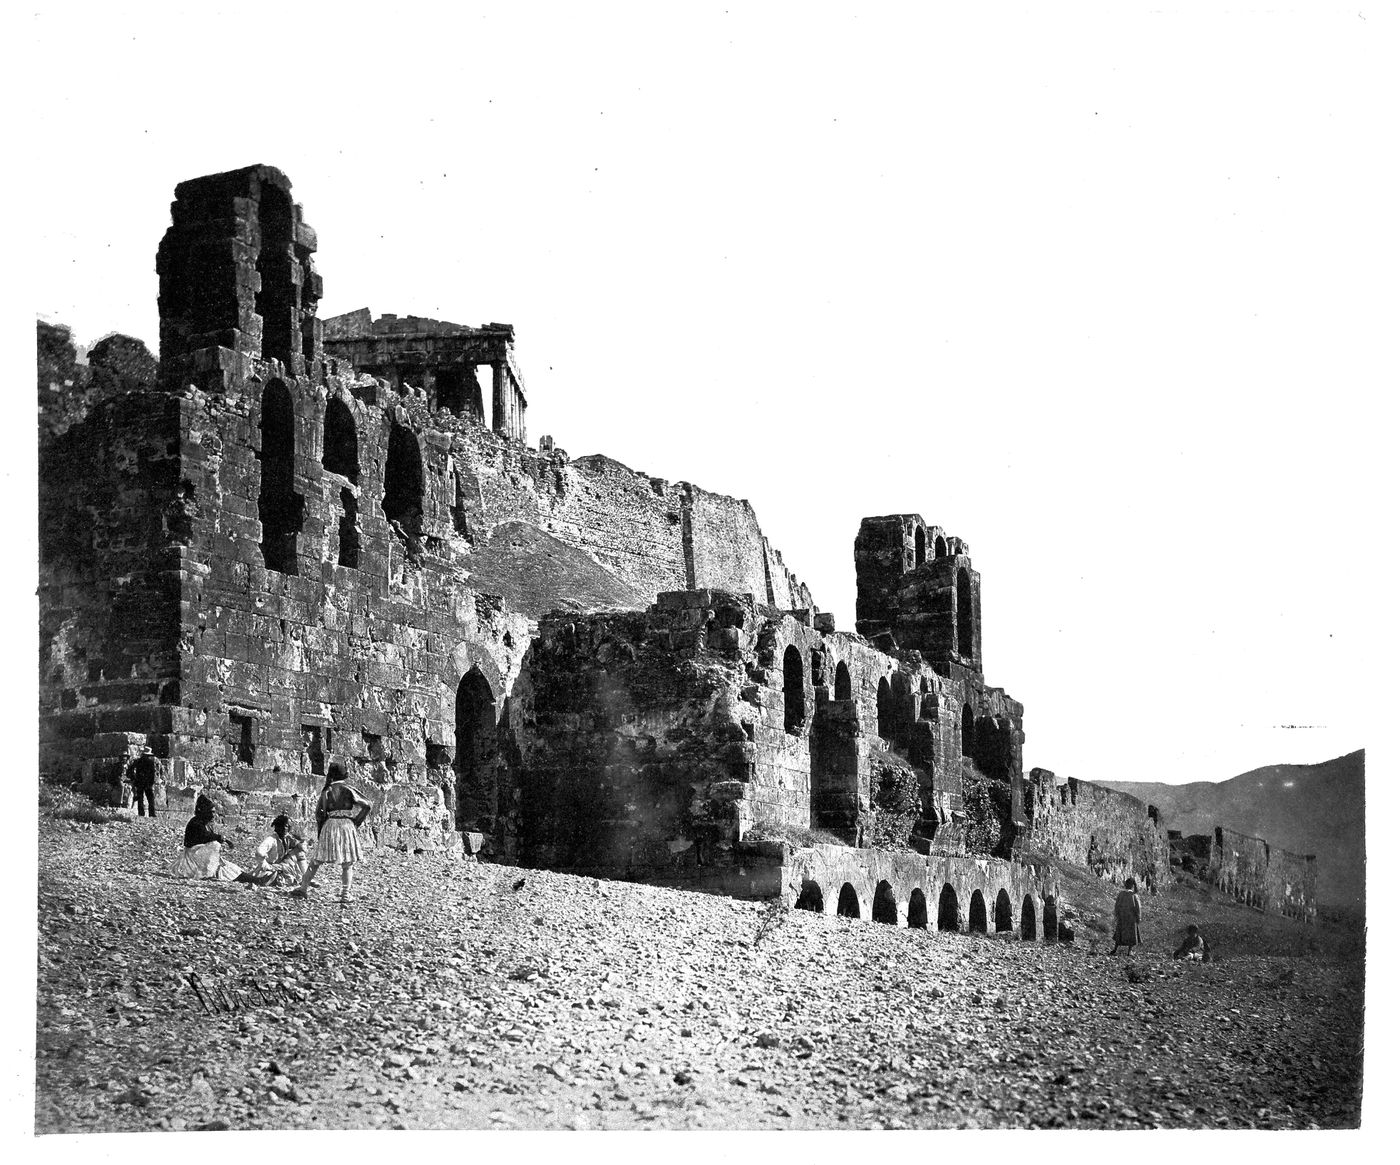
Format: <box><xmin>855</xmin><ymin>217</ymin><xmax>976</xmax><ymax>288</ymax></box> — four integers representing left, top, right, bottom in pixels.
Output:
<box><xmin>14</xmin><ymin>1</ymin><xmax>1394</xmax><ymax>785</ymax></box>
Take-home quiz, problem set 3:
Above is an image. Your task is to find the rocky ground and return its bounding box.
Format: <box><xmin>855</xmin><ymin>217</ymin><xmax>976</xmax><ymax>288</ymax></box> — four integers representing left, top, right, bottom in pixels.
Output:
<box><xmin>34</xmin><ymin>800</ymin><xmax>1364</xmax><ymax>1132</ymax></box>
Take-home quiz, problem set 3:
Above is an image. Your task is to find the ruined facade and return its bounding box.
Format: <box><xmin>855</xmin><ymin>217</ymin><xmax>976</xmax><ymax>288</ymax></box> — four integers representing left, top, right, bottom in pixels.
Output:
<box><xmin>1017</xmin><ymin>767</ymin><xmax>1172</xmax><ymax>890</ymax></box>
<box><xmin>37</xmin><ymin>163</ymin><xmax>1310</xmax><ymax>934</ymax></box>
<box><xmin>1208</xmin><ymin>827</ymin><xmax>1317</xmax><ymax>922</ymax></box>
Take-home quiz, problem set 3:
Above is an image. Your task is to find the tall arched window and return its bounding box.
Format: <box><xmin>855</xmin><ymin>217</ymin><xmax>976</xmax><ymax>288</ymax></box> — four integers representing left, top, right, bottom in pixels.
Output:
<box><xmin>322</xmin><ymin>398</ymin><xmax>359</xmax><ymax>481</ymax></box>
<box><xmin>783</xmin><ymin>645</ymin><xmax>805</xmax><ymax>733</ymax></box>
<box><xmin>877</xmin><ymin>676</ymin><xmax>894</xmax><ymax>739</ymax></box>
<box><xmin>961</xmin><ymin>703</ymin><xmax>975</xmax><ymax>758</ymax></box>
<box><xmin>455</xmin><ymin>667</ymin><xmax>497</xmax><ymax>830</ymax></box>
<box><xmin>383</xmin><ymin>423</ymin><xmax>425</xmax><ymax>542</ymax></box>
<box><xmin>257</xmin><ymin>379</ymin><xmax>302</xmax><ymax>574</ymax></box>
<box><xmin>255</xmin><ymin>183</ymin><xmax>296</xmax><ymax>368</ymax></box>
<box><xmin>834</xmin><ymin>661</ymin><xmax>852</xmax><ymax>702</ymax></box>
<box><xmin>956</xmin><ymin>567</ymin><xmax>973</xmax><ymax>657</ymax></box>
<box><xmin>934</xmin><ymin>535</ymin><xmax>947</xmax><ymax>558</ymax></box>
<box><xmin>914</xmin><ymin>526</ymin><xmax>926</xmax><ymax>566</ymax></box>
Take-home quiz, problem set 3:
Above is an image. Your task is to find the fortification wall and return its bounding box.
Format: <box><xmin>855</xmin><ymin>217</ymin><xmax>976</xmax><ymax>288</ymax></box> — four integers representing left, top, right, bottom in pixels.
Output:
<box><xmin>1017</xmin><ymin>769</ymin><xmax>1171</xmax><ymax>888</ymax></box>
<box><xmin>504</xmin><ymin>589</ymin><xmax>1025</xmax><ymax>884</ymax></box>
<box><xmin>1210</xmin><ymin>826</ymin><xmax>1316</xmax><ymax>921</ymax></box>
<box><xmin>39</xmin><ymin>390</ymin><xmax>185</xmax><ymax>792</ymax></box>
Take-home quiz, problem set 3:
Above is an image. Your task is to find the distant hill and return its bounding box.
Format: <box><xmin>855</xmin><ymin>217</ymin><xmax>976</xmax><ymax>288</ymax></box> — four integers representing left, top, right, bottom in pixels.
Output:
<box><xmin>1097</xmin><ymin>751</ymin><xmax>1365</xmax><ymax>911</ymax></box>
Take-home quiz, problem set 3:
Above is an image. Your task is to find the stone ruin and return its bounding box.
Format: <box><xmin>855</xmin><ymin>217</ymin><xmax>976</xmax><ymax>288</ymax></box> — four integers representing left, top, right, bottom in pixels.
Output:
<box><xmin>36</xmin><ymin>164</ymin><xmax>1315</xmax><ymax>929</ymax></box>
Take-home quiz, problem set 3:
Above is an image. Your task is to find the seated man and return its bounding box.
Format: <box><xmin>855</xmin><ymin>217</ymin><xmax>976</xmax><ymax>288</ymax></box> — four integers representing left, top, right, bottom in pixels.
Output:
<box><xmin>1172</xmin><ymin>923</ymin><xmax>1211</xmax><ymax>962</ymax></box>
<box><xmin>237</xmin><ymin>814</ymin><xmax>308</xmax><ymax>888</ymax></box>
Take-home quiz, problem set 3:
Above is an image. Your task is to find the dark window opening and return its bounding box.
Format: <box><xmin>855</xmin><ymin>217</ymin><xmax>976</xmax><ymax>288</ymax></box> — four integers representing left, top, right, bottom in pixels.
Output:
<box><xmin>969</xmin><ymin>890</ymin><xmax>988</xmax><ymax>933</ymax></box>
<box><xmin>255</xmin><ymin>183</ymin><xmax>296</xmax><ymax>368</ymax></box>
<box><xmin>383</xmin><ymin>423</ymin><xmax>425</xmax><ymax>545</ymax></box>
<box><xmin>907</xmin><ymin>888</ymin><xmax>929</xmax><ymax>929</ymax></box>
<box><xmin>837</xmin><ymin>883</ymin><xmax>861</xmax><ymax>919</ymax></box>
<box><xmin>873</xmin><ymin>881</ymin><xmax>898</xmax><ymax>925</ymax></box>
<box><xmin>302</xmin><ymin>725</ymin><xmax>325</xmax><ymax>776</ymax></box>
<box><xmin>1043</xmin><ymin>896</ymin><xmax>1058</xmax><ymax>942</ymax></box>
<box><xmin>230</xmin><ymin>712</ymin><xmax>256</xmax><ymax>766</ymax></box>
<box><xmin>834</xmin><ymin>661</ymin><xmax>852</xmax><ymax>702</ymax></box>
<box><xmin>455</xmin><ymin>667</ymin><xmax>498</xmax><ymax>831</ymax></box>
<box><xmin>337</xmin><ymin>488</ymin><xmax>360</xmax><ymax>568</ymax></box>
<box><xmin>961</xmin><ymin>703</ymin><xmax>974</xmax><ymax>758</ymax></box>
<box><xmin>796</xmin><ymin>880</ymin><xmax>824</xmax><ymax>912</ymax></box>
<box><xmin>877</xmin><ymin>676</ymin><xmax>894</xmax><ymax>740</ymax></box>
<box><xmin>956</xmin><ymin>567</ymin><xmax>973</xmax><ymax>657</ymax></box>
<box><xmin>322</xmin><ymin>398</ymin><xmax>359</xmax><ymax>481</ymax></box>
<box><xmin>994</xmin><ymin>889</ymin><xmax>1014</xmax><ymax>932</ymax></box>
<box><xmin>1020</xmin><ymin>895</ymin><xmax>1038</xmax><ymax>940</ymax></box>
<box><xmin>810</xmin><ymin>648</ymin><xmax>823</xmax><ymax>688</ymax></box>
<box><xmin>783</xmin><ymin>645</ymin><xmax>805</xmax><ymax>733</ymax></box>
<box><xmin>435</xmin><ymin>367</ymin><xmax>470</xmax><ymax>415</ymax></box>
<box><xmin>937</xmin><ymin>884</ymin><xmax>959</xmax><ymax>931</ymax></box>
<box><xmin>257</xmin><ymin>380</ymin><xmax>303</xmax><ymax>574</ymax></box>
<box><xmin>934</xmin><ymin>535</ymin><xmax>947</xmax><ymax>558</ymax></box>
<box><xmin>914</xmin><ymin>526</ymin><xmax>926</xmax><ymax>566</ymax></box>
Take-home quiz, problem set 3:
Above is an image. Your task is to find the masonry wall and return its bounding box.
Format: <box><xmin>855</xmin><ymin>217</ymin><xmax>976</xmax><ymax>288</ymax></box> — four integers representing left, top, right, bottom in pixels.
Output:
<box><xmin>1017</xmin><ymin>769</ymin><xmax>1171</xmax><ymax>888</ymax></box>
<box><xmin>39</xmin><ymin>390</ymin><xmax>186</xmax><ymax>791</ymax></box>
<box><xmin>1210</xmin><ymin>826</ymin><xmax>1317</xmax><ymax>921</ymax></box>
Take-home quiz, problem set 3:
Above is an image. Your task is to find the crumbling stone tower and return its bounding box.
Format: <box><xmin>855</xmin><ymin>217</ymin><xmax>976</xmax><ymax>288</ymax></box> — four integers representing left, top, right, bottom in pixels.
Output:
<box><xmin>157</xmin><ymin>165</ymin><xmax>324</xmax><ymax>387</ymax></box>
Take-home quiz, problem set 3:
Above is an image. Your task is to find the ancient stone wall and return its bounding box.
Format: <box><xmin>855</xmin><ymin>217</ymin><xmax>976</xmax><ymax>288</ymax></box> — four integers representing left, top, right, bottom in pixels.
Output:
<box><xmin>1210</xmin><ymin>826</ymin><xmax>1317</xmax><ymax>921</ymax></box>
<box><xmin>39</xmin><ymin>390</ymin><xmax>185</xmax><ymax>793</ymax></box>
<box><xmin>502</xmin><ymin>588</ymin><xmax>1025</xmax><ymax>886</ymax></box>
<box><xmin>38</xmin><ymin>165</ymin><xmax>818</xmax><ymax>851</ymax></box>
<box><xmin>1017</xmin><ymin>768</ymin><xmax>1171</xmax><ymax>889</ymax></box>
<box><xmin>784</xmin><ymin>845</ymin><xmax>1064</xmax><ymax>939</ymax></box>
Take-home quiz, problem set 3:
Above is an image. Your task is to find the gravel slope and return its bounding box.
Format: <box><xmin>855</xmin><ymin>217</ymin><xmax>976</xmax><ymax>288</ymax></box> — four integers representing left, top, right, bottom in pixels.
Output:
<box><xmin>34</xmin><ymin>810</ymin><xmax>1364</xmax><ymax>1131</ymax></box>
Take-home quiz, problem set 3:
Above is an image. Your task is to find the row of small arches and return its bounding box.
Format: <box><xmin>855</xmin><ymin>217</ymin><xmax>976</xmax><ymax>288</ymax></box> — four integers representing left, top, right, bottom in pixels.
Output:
<box><xmin>796</xmin><ymin>879</ymin><xmax>1060</xmax><ymax>941</ymax></box>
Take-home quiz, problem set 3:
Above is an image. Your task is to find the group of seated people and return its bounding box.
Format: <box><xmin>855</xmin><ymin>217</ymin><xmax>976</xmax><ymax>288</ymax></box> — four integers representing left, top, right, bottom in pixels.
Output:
<box><xmin>167</xmin><ymin>793</ymin><xmax>309</xmax><ymax>889</ymax></box>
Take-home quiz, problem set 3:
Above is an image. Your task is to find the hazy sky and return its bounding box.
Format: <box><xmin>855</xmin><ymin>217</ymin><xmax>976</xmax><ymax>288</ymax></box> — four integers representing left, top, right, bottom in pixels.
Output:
<box><xmin>19</xmin><ymin>2</ymin><xmax>1391</xmax><ymax>784</ymax></box>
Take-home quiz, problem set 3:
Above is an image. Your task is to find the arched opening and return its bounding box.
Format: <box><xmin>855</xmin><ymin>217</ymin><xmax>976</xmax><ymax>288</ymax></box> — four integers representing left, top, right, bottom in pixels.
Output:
<box><xmin>454</xmin><ymin>667</ymin><xmax>497</xmax><ymax>830</ymax></box>
<box><xmin>257</xmin><ymin>379</ymin><xmax>302</xmax><ymax>574</ymax></box>
<box><xmin>873</xmin><ymin>881</ymin><xmax>898</xmax><ymax>925</ymax></box>
<box><xmin>877</xmin><ymin>676</ymin><xmax>894</xmax><ymax>740</ymax></box>
<box><xmin>956</xmin><ymin>568</ymin><xmax>973</xmax><ymax>658</ymax></box>
<box><xmin>934</xmin><ymin>535</ymin><xmax>947</xmax><ymax>558</ymax></box>
<box><xmin>961</xmin><ymin>703</ymin><xmax>975</xmax><ymax>758</ymax></box>
<box><xmin>836</xmin><ymin>883</ymin><xmax>861</xmax><ymax>919</ymax></box>
<box><xmin>783</xmin><ymin>645</ymin><xmax>805</xmax><ymax>733</ymax></box>
<box><xmin>796</xmin><ymin>880</ymin><xmax>824</xmax><ymax>912</ymax></box>
<box><xmin>255</xmin><ymin>182</ymin><xmax>296</xmax><ymax>368</ymax></box>
<box><xmin>834</xmin><ymin>661</ymin><xmax>852</xmax><ymax>702</ymax></box>
<box><xmin>968</xmin><ymin>889</ymin><xmax>988</xmax><ymax>934</ymax></box>
<box><xmin>1020</xmin><ymin>895</ymin><xmax>1038</xmax><ymax>940</ymax></box>
<box><xmin>383</xmin><ymin>423</ymin><xmax>425</xmax><ymax>546</ymax></box>
<box><xmin>914</xmin><ymin>527</ymin><xmax>926</xmax><ymax>566</ymax></box>
<box><xmin>937</xmin><ymin>883</ymin><xmax>959</xmax><ymax>931</ymax></box>
<box><xmin>322</xmin><ymin>398</ymin><xmax>359</xmax><ymax>481</ymax></box>
<box><xmin>994</xmin><ymin>889</ymin><xmax>1014</xmax><ymax>932</ymax></box>
<box><xmin>1043</xmin><ymin>896</ymin><xmax>1059</xmax><ymax>942</ymax></box>
<box><xmin>907</xmin><ymin>888</ymin><xmax>928</xmax><ymax>929</ymax></box>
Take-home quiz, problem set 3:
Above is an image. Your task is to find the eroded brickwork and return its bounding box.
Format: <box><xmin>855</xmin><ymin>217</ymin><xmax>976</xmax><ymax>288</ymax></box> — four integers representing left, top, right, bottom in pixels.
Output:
<box><xmin>1210</xmin><ymin>826</ymin><xmax>1317</xmax><ymax>921</ymax></box>
<box><xmin>1017</xmin><ymin>768</ymin><xmax>1171</xmax><ymax>889</ymax></box>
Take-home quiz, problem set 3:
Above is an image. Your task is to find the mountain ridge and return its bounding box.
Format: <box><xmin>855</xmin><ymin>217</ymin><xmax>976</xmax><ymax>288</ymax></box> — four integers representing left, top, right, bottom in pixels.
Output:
<box><xmin>1096</xmin><ymin>750</ymin><xmax>1364</xmax><ymax>910</ymax></box>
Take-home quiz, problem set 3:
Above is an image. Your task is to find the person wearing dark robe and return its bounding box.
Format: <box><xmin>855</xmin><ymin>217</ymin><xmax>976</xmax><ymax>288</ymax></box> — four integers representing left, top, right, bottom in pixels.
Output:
<box><xmin>127</xmin><ymin>748</ymin><xmax>158</xmax><ymax>817</ymax></box>
<box><xmin>1110</xmin><ymin>876</ymin><xmax>1141</xmax><ymax>956</ymax></box>
<box><xmin>168</xmin><ymin>794</ymin><xmax>243</xmax><ymax>880</ymax></box>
